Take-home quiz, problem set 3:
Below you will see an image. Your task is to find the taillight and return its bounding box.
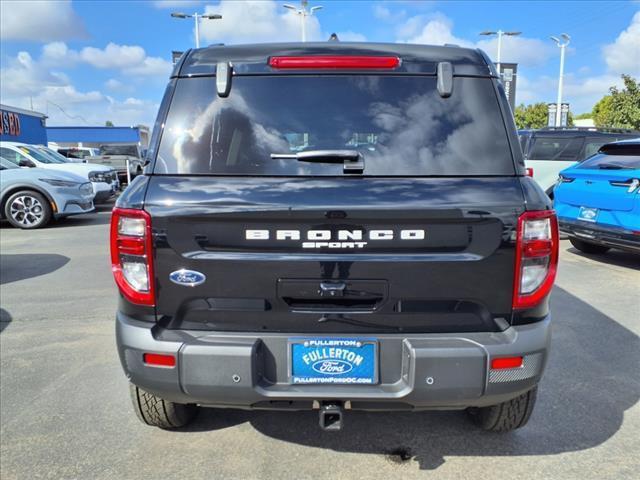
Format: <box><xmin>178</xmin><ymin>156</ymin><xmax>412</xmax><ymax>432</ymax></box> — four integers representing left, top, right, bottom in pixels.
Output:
<box><xmin>525</xmin><ymin>167</ymin><xmax>534</xmax><ymax>177</ymax></box>
<box><xmin>268</xmin><ymin>55</ymin><xmax>401</xmax><ymax>70</ymax></box>
<box><xmin>512</xmin><ymin>210</ymin><xmax>559</xmax><ymax>309</ymax></box>
<box><xmin>110</xmin><ymin>208</ymin><xmax>155</xmax><ymax>306</ymax></box>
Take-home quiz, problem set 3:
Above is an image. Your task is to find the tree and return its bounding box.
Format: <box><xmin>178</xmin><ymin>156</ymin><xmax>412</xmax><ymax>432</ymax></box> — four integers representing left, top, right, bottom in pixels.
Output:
<box><xmin>592</xmin><ymin>75</ymin><xmax>640</xmax><ymax>129</ymax></box>
<box><xmin>105</xmin><ymin>120</ymin><xmax>114</xmax><ymax>127</ymax></box>
<box><xmin>514</xmin><ymin>103</ymin><xmax>549</xmax><ymax>129</ymax></box>
<box><xmin>574</xmin><ymin>112</ymin><xmax>592</xmax><ymax>120</ymax></box>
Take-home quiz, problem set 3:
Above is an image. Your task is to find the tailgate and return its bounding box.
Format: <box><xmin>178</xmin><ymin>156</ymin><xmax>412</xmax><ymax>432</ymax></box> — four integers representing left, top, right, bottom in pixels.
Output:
<box><xmin>556</xmin><ymin>170</ymin><xmax>638</xmax><ymax>211</ymax></box>
<box><xmin>145</xmin><ymin>176</ymin><xmax>524</xmax><ymax>334</ymax></box>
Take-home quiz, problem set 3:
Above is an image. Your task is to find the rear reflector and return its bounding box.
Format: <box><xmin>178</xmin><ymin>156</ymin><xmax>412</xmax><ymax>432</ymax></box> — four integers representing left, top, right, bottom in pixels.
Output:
<box><xmin>513</xmin><ymin>210</ymin><xmax>559</xmax><ymax>309</ymax></box>
<box><xmin>269</xmin><ymin>55</ymin><xmax>401</xmax><ymax>70</ymax></box>
<box><xmin>143</xmin><ymin>353</ymin><xmax>176</xmax><ymax>368</ymax></box>
<box><xmin>491</xmin><ymin>356</ymin><xmax>523</xmax><ymax>370</ymax></box>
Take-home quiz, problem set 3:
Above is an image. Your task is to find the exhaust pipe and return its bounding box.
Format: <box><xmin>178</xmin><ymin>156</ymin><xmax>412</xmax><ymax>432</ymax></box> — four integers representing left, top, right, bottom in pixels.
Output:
<box><xmin>319</xmin><ymin>402</ymin><xmax>343</xmax><ymax>431</ymax></box>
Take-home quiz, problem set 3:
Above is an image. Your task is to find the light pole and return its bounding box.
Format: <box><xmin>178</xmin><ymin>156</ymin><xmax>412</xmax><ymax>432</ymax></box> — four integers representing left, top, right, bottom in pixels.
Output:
<box><xmin>479</xmin><ymin>30</ymin><xmax>521</xmax><ymax>76</ymax></box>
<box><xmin>171</xmin><ymin>12</ymin><xmax>222</xmax><ymax>48</ymax></box>
<box><xmin>283</xmin><ymin>0</ymin><xmax>323</xmax><ymax>42</ymax></box>
<box><xmin>551</xmin><ymin>34</ymin><xmax>571</xmax><ymax>127</ymax></box>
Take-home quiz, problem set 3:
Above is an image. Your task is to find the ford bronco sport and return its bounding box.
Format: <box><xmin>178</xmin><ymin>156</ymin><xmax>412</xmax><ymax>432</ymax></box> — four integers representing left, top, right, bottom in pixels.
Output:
<box><xmin>112</xmin><ymin>43</ymin><xmax>558</xmax><ymax>432</ymax></box>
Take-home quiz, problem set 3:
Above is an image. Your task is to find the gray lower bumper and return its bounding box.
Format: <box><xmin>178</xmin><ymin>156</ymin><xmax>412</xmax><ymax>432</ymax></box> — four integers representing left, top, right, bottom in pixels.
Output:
<box><xmin>116</xmin><ymin>313</ymin><xmax>551</xmax><ymax>410</ymax></box>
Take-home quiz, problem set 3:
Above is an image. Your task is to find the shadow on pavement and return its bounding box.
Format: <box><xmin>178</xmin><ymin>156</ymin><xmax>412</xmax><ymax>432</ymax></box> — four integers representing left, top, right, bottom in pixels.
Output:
<box><xmin>565</xmin><ymin>246</ymin><xmax>640</xmax><ymax>270</ymax></box>
<box><xmin>0</xmin><ymin>308</ymin><xmax>11</xmax><ymax>333</ymax></box>
<box><xmin>0</xmin><ymin>253</ymin><xmax>70</xmax><ymax>285</ymax></box>
<box><xmin>51</xmin><ymin>213</ymin><xmax>112</xmax><ymax>228</ymax></box>
<box><xmin>178</xmin><ymin>286</ymin><xmax>640</xmax><ymax>470</ymax></box>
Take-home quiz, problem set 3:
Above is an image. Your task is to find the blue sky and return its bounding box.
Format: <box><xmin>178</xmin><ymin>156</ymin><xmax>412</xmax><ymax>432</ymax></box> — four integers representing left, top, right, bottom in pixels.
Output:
<box><xmin>1</xmin><ymin>0</ymin><xmax>638</xmax><ymax>127</ymax></box>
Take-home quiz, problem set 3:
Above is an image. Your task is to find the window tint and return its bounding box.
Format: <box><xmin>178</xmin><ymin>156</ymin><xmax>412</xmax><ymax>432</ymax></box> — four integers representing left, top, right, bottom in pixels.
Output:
<box><xmin>155</xmin><ymin>76</ymin><xmax>514</xmax><ymax>176</ymax></box>
<box><xmin>528</xmin><ymin>136</ymin><xmax>584</xmax><ymax>161</ymax></box>
<box><xmin>579</xmin><ymin>152</ymin><xmax>640</xmax><ymax>169</ymax></box>
<box><xmin>37</xmin><ymin>147</ymin><xmax>69</xmax><ymax>163</ymax></box>
<box><xmin>16</xmin><ymin>145</ymin><xmax>64</xmax><ymax>164</ymax></box>
<box><xmin>0</xmin><ymin>147</ymin><xmax>27</xmax><ymax>165</ymax></box>
<box><xmin>100</xmin><ymin>145</ymin><xmax>139</xmax><ymax>157</ymax></box>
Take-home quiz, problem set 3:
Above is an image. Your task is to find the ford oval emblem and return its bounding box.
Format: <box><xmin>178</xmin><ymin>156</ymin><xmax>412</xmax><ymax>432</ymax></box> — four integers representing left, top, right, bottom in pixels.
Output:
<box><xmin>311</xmin><ymin>359</ymin><xmax>354</xmax><ymax>375</ymax></box>
<box><xmin>169</xmin><ymin>269</ymin><xmax>206</xmax><ymax>287</ymax></box>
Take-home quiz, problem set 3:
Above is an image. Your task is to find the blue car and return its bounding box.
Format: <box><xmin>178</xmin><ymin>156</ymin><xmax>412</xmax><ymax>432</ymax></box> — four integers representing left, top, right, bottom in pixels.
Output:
<box><xmin>555</xmin><ymin>138</ymin><xmax>640</xmax><ymax>254</ymax></box>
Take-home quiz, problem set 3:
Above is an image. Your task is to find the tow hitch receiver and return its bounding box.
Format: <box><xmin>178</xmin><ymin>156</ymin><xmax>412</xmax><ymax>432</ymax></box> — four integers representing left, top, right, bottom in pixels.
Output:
<box><xmin>319</xmin><ymin>402</ymin><xmax>344</xmax><ymax>431</ymax></box>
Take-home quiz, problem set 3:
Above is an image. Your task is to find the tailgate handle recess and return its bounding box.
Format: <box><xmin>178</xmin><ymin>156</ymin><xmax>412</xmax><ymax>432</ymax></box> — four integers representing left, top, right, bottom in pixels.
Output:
<box><xmin>318</xmin><ymin>281</ymin><xmax>346</xmax><ymax>298</ymax></box>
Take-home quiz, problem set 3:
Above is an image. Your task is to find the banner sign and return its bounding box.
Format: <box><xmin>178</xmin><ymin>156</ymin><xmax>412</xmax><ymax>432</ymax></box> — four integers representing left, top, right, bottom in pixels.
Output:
<box><xmin>0</xmin><ymin>110</ymin><xmax>22</xmax><ymax>137</ymax></box>
<box><xmin>499</xmin><ymin>63</ymin><xmax>518</xmax><ymax>110</ymax></box>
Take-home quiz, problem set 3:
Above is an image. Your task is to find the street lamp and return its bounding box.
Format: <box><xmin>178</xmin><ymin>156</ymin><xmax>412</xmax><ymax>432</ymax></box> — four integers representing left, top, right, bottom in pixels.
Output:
<box><xmin>283</xmin><ymin>0</ymin><xmax>323</xmax><ymax>42</ymax></box>
<box><xmin>551</xmin><ymin>33</ymin><xmax>571</xmax><ymax>128</ymax></box>
<box><xmin>171</xmin><ymin>11</ymin><xmax>222</xmax><ymax>48</ymax></box>
<box><xmin>479</xmin><ymin>30</ymin><xmax>521</xmax><ymax>76</ymax></box>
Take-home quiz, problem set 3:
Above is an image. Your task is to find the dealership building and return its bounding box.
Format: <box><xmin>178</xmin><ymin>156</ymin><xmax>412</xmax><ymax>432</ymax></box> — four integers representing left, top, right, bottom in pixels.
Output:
<box><xmin>0</xmin><ymin>104</ymin><xmax>48</xmax><ymax>145</ymax></box>
<box><xmin>0</xmin><ymin>103</ymin><xmax>149</xmax><ymax>149</ymax></box>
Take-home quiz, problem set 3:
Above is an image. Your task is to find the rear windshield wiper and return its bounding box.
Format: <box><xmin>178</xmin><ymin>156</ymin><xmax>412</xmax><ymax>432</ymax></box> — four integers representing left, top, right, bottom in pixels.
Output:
<box><xmin>597</xmin><ymin>163</ymin><xmax>633</xmax><ymax>170</ymax></box>
<box><xmin>271</xmin><ymin>150</ymin><xmax>364</xmax><ymax>174</ymax></box>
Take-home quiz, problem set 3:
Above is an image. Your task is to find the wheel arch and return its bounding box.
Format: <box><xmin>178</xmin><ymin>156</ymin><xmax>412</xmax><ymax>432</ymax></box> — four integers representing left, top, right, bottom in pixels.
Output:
<box><xmin>0</xmin><ymin>185</ymin><xmax>57</xmax><ymax>219</ymax></box>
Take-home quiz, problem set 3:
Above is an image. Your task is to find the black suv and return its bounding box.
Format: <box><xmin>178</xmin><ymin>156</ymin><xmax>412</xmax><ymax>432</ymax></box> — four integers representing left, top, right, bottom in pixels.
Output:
<box><xmin>112</xmin><ymin>43</ymin><xmax>558</xmax><ymax>432</ymax></box>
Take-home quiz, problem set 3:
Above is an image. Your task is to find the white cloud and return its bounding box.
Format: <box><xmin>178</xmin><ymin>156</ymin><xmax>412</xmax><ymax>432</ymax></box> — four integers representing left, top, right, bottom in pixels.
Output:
<box><xmin>402</xmin><ymin>15</ymin><xmax>471</xmax><ymax>47</ymax></box>
<box><xmin>397</xmin><ymin>14</ymin><xmax>552</xmax><ymax>67</ymax></box>
<box><xmin>516</xmin><ymin>72</ymin><xmax>625</xmax><ymax>113</ymax></box>
<box><xmin>0</xmin><ymin>46</ymin><xmax>160</xmax><ymax>127</ymax></box>
<box><xmin>124</xmin><ymin>57</ymin><xmax>173</xmax><ymax>77</ymax></box>
<box><xmin>80</xmin><ymin>43</ymin><xmax>147</xmax><ymax>69</ymax></box>
<box><xmin>602</xmin><ymin>11</ymin><xmax>640</xmax><ymax>76</ymax></box>
<box><xmin>77</xmin><ymin>42</ymin><xmax>172</xmax><ymax>77</ymax></box>
<box><xmin>105</xmin><ymin>79</ymin><xmax>124</xmax><ymax>90</ymax></box>
<box><xmin>476</xmin><ymin>36</ymin><xmax>553</xmax><ymax>68</ymax></box>
<box><xmin>0</xmin><ymin>0</ymin><xmax>87</xmax><ymax>41</ymax></box>
<box><xmin>0</xmin><ymin>51</ymin><xmax>69</xmax><ymax>97</ymax></box>
<box><xmin>198</xmin><ymin>0</ymin><xmax>322</xmax><ymax>44</ymax></box>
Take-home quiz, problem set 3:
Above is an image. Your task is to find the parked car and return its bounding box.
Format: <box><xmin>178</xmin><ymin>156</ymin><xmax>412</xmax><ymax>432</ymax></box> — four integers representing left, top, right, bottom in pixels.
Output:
<box><xmin>0</xmin><ymin>141</ymin><xmax>119</xmax><ymax>203</ymax></box>
<box><xmin>36</xmin><ymin>144</ymin><xmax>120</xmax><ymax>192</ymax></box>
<box><xmin>0</xmin><ymin>157</ymin><xmax>94</xmax><ymax>229</ymax></box>
<box><xmin>113</xmin><ymin>42</ymin><xmax>558</xmax><ymax>433</ymax></box>
<box><xmin>520</xmin><ymin>128</ymin><xmax>640</xmax><ymax>197</ymax></box>
<box><xmin>55</xmin><ymin>146</ymin><xmax>99</xmax><ymax>163</ymax></box>
<box><xmin>87</xmin><ymin>144</ymin><xmax>145</xmax><ymax>184</ymax></box>
<box><xmin>555</xmin><ymin>138</ymin><xmax>640</xmax><ymax>254</ymax></box>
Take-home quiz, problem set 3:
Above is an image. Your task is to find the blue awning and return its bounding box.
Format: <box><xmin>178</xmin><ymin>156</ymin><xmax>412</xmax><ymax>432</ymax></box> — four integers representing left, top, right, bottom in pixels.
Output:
<box><xmin>47</xmin><ymin>126</ymin><xmax>141</xmax><ymax>144</ymax></box>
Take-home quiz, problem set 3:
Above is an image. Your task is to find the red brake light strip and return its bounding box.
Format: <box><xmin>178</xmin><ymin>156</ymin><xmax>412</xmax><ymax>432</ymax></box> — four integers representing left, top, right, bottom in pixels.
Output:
<box><xmin>269</xmin><ymin>55</ymin><xmax>401</xmax><ymax>70</ymax></box>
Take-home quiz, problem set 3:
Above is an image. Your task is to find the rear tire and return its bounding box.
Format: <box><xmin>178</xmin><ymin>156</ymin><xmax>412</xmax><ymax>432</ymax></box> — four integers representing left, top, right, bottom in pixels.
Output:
<box><xmin>569</xmin><ymin>237</ymin><xmax>610</xmax><ymax>254</ymax></box>
<box><xmin>468</xmin><ymin>387</ymin><xmax>537</xmax><ymax>432</ymax></box>
<box><xmin>4</xmin><ymin>190</ymin><xmax>52</xmax><ymax>229</ymax></box>
<box><xmin>129</xmin><ymin>383</ymin><xmax>197</xmax><ymax>429</ymax></box>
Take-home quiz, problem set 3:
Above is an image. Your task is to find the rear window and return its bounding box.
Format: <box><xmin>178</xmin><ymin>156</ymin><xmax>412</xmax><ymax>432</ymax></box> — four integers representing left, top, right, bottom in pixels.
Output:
<box><xmin>578</xmin><ymin>151</ymin><xmax>640</xmax><ymax>170</ymax></box>
<box><xmin>154</xmin><ymin>76</ymin><xmax>514</xmax><ymax>176</ymax></box>
<box><xmin>527</xmin><ymin>136</ymin><xmax>584</xmax><ymax>161</ymax></box>
<box><xmin>100</xmin><ymin>145</ymin><xmax>139</xmax><ymax>157</ymax></box>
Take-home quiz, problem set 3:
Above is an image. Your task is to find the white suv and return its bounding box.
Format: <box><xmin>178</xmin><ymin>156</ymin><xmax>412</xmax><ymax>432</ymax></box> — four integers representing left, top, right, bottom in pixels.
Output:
<box><xmin>0</xmin><ymin>141</ymin><xmax>119</xmax><ymax>203</ymax></box>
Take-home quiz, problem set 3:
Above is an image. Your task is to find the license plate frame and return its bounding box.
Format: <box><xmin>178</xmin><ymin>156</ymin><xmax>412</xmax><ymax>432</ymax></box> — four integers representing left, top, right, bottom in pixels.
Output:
<box><xmin>578</xmin><ymin>206</ymin><xmax>598</xmax><ymax>223</ymax></box>
<box><xmin>289</xmin><ymin>338</ymin><xmax>378</xmax><ymax>385</ymax></box>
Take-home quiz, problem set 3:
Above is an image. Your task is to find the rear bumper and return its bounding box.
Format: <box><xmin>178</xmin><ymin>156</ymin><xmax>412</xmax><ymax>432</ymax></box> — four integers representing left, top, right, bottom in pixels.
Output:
<box><xmin>560</xmin><ymin>218</ymin><xmax>640</xmax><ymax>253</ymax></box>
<box><xmin>117</xmin><ymin>313</ymin><xmax>551</xmax><ymax>410</ymax></box>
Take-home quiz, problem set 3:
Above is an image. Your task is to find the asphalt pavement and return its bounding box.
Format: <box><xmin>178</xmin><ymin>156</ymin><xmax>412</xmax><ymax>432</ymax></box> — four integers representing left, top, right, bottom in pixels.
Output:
<box><xmin>1</xmin><ymin>203</ymin><xmax>639</xmax><ymax>480</ymax></box>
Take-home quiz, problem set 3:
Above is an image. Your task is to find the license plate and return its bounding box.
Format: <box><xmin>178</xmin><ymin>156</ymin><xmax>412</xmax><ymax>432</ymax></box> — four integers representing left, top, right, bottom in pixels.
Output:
<box><xmin>578</xmin><ymin>206</ymin><xmax>598</xmax><ymax>222</ymax></box>
<box><xmin>289</xmin><ymin>338</ymin><xmax>377</xmax><ymax>385</ymax></box>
